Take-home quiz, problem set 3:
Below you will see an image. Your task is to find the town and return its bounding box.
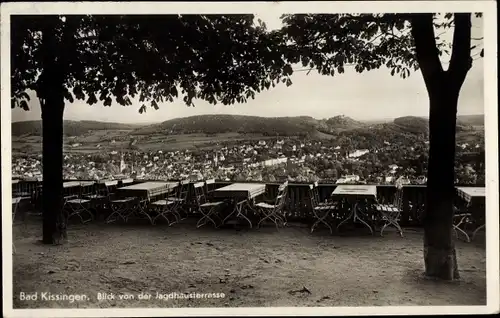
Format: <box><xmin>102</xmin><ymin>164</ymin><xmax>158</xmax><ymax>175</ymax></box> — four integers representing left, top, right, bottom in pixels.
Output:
<box><xmin>12</xmin><ymin>132</ymin><xmax>485</xmax><ymax>186</ymax></box>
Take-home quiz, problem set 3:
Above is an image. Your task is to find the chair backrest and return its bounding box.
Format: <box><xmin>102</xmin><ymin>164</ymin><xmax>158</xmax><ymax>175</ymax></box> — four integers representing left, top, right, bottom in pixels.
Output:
<box><xmin>80</xmin><ymin>181</ymin><xmax>96</xmax><ymax>196</ymax></box>
<box><xmin>105</xmin><ymin>180</ymin><xmax>118</xmax><ymax>196</ymax></box>
<box><xmin>309</xmin><ymin>184</ymin><xmax>318</xmax><ymax>208</ymax></box>
<box><xmin>97</xmin><ymin>180</ymin><xmax>117</xmax><ymax>198</ymax></box>
<box><xmin>313</xmin><ymin>181</ymin><xmax>321</xmax><ymax>204</ymax></box>
<box><xmin>275</xmin><ymin>181</ymin><xmax>288</xmax><ymax>209</ymax></box>
<box><xmin>205</xmin><ymin>179</ymin><xmax>216</xmax><ymax>196</ymax></box>
<box><xmin>176</xmin><ymin>179</ymin><xmax>191</xmax><ymax>201</ymax></box>
<box><xmin>193</xmin><ymin>181</ymin><xmax>206</xmax><ymax>206</ymax></box>
<box><xmin>393</xmin><ymin>186</ymin><xmax>404</xmax><ymax>209</ymax></box>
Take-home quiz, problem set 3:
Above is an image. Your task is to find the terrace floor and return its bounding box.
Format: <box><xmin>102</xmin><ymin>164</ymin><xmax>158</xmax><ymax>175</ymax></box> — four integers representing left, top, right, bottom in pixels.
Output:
<box><xmin>11</xmin><ymin>216</ymin><xmax>486</xmax><ymax>308</ymax></box>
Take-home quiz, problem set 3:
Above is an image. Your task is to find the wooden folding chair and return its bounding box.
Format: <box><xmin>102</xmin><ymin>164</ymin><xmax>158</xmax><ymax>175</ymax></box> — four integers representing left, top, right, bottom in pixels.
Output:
<box><xmin>107</xmin><ymin>196</ymin><xmax>137</xmax><ymax>223</ymax></box>
<box><xmin>310</xmin><ymin>183</ymin><xmax>337</xmax><ymax>234</ymax></box>
<box><xmin>195</xmin><ymin>181</ymin><xmax>225</xmax><ymax>228</ymax></box>
<box><xmin>255</xmin><ymin>181</ymin><xmax>288</xmax><ymax>229</ymax></box>
<box><xmin>151</xmin><ymin>184</ymin><xmax>180</xmax><ymax>226</ymax></box>
<box><xmin>204</xmin><ymin>179</ymin><xmax>218</xmax><ymax>199</ymax></box>
<box><xmin>167</xmin><ymin>180</ymin><xmax>190</xmax><ymax>219</ymax></box>
<box><xmin>86</xmin><ymin>180</ymin><xmax>118</xmax><ymax>220</ymax></box>
<box><xmin>452</xmin><ymin>205</ymin><xmax>472</xmax><ymax>242</ymax></box>
<box><xmin>375</xmin><ymin>185</ymin><xmax>404</xmax><ymax>237</ymax></box>
<box><xmin>65</xmin><ymin>183</ymin><xmax>94</xmax><ymax>224</ymax></box>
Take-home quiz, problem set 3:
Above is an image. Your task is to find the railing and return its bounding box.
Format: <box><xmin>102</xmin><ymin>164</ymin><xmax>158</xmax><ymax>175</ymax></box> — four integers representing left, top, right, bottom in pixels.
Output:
<box><xmin>212</xmin><ymin>181</ymin><xmax>427</xmax><ymax>226</ymax></box>
<box><xmin>12</xmin><ymin>179</ymin><xmax>434</xmax><ymax>227</ymax></box>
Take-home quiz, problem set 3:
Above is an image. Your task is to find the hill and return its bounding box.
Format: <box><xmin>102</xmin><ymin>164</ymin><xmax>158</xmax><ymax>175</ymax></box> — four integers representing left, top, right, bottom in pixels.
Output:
<box><xmin>11</xmin><ymin>120</ymin><xmax>145</xmax><ymax>136</ymax></box>
<box><xmin>132</xmin><ymin>114</ymin><xmax>370</xmax><ymax>137</ymax></box>
<box><xmin>392</xmin><ymin>116</ymin><xmax>429</xmax><ymax>134</ymax></box>
<box><xmin>325</xmin><ymin>115</ymin><xmax>366</xmax><ymax>129</ymax></box>
<box><xmin>388</xmin><ymin>115</ymin><xmax>479</xmax><ymax>134</ymax></box>
<box><xmin>131</xmin><ymin>114</ymin><xmax>320</xmax><ymax>136</ymax></box>
<box><xmin>457</xmin><ymin>114</ymin><xmax>484</xmax><ymax>126</ymax></box>
<box><xmin>11</xmin><ymin>114</ymin><xmax>483</xmax><ymax>139</ymax></box>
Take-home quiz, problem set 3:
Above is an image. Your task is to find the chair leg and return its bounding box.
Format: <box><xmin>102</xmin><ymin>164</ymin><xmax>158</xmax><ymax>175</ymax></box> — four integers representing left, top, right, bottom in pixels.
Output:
<box><xmin>471</xmin><ymin>224</ymin><xmax>485</xmax><ymax>241</ymax></box>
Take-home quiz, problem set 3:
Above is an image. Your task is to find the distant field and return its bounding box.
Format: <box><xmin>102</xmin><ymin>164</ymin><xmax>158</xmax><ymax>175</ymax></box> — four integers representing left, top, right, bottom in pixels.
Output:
<box><xmin>11</xmin><ymin>131</ymin><xmax>285</xmax><ymax>154</ymax></box>
<box><xmin>11</xmin><ymin>129</ymin><xmax>485</xmax><ymax>155</ymax></box>
<box><xmin>312</xmin><ymin>130</ymin><xmax>337</xmax><ymax>139</ymax></box>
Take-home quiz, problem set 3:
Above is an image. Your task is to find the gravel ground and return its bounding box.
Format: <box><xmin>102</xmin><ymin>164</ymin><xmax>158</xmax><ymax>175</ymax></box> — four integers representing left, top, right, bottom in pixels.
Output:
<box><xmin>11</xmin><ymin>216</ymin><xmax>486</xmax><ymax>309</ymax></box>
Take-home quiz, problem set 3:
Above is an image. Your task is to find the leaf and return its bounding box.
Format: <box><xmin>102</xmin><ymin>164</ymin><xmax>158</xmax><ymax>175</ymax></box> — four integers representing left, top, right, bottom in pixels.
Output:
<box><xmin>151</xmin><ymin>100</ymin><xmax>159</xmax><ymax>110</ymax></box>
<box><xmin>283</xmin><ymin>64</ymin><xmax>293</xmax><ymax>76</ymax></box>
<box><xmin>104</xmin><ymin>97</ymin><xmax>112</xmax><ymax>106</ymax></box>
<box><xmin>87</xmin><ymin>93</ymin><xmax>97</xmax><ymax>105</ymax></box>
<box><xmin>73</xmin><ymin>85</ymin><xmax>85</xmax><ymax>100</ymax></box>
<box><xmin>480</xmin><ymin>48</ymin><xmax>484</xmax><ymax>57</ymax></box>
<box><xmin>138</xmin><ymin>104</ymin><xmax>147</xmax><ymax>114</ymax></box>
<box><xmin>64</xmin><ymin>90</ymin><xmax>74</xmax><ymax>103</ymax></box>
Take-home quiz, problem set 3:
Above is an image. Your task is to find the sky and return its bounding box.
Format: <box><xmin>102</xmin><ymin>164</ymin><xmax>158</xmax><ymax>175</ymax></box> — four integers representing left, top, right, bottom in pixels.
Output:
<box><xmin>11</xmin><ymin>14</ymin><xmax>484</xmax><ymax>124</ymax></box>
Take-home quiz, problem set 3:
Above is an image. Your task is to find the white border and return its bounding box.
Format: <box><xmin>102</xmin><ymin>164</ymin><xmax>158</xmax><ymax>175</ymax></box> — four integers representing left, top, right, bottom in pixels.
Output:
<box><xmin>1</xmin><ymin>1</ymin><xmax>498</xmax><ymax>317</ymax></box>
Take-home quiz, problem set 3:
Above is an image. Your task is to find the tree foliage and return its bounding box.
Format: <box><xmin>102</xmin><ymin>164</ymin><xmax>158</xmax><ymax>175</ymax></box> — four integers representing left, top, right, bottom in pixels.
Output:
<box><xmin>278</xmin><ymin>13</ymin><xmax>482</xmax><ymax>80</ymax></box>
<box><xmin>11</xmin><ymin>15</ymin><xmax>292</xmax><ymax>112</ymax></box>
<box><xmin>12</xmin><ymin>13</ymin><xmax>483</xmax><ymax>114</ymax></box>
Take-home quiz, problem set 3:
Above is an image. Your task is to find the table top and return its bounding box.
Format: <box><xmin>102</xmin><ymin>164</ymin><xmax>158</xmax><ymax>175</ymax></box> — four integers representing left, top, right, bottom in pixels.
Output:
<box><xmin>63</xmin><ymin>181</ymin><xmax>95</xmax><ymax>188</ymax></box>
<box><xmin>332</xmin><ymin>185</ymin><xmax>377</xmax><ymax>198</ymax></box>
<box><xmin>217</xmin><ymin>183</ymin><xmax>265</xmax><ymax>191</ymax></box>
<box><xmin>456</xmin><ymin>187</ymin><xmax>485</xmax><ymax>197</ymax></box>
<box><xmin>214</xmin><ymin>183</ymin><xmax>266</xmax><ymax>199</ymax></box>
<box><xmin>456</xmin><ymin>186</ymin><xmax>485</xmax><ymax>203</ymax></box>
<box><xmin>12</xmin><ymin>179</ymin><xmax>19</xmax><ymax>184</ymax></box>
<box><xmin>63</xmin><ymin>181</ymin><xmax>82</xmax><ymax>188</ymax></box>
<box><xmin>119</xmin><ymin>181</ymin><xmax>177</xmax><ymax>191</ymax></box>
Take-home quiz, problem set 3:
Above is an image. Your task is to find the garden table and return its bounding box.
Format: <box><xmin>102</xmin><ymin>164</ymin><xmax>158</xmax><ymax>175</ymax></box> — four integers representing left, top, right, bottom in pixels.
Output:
<box><xmin>455</xmin><ymin>186</ymin><xmax>486</xmax><ymax>241</ymax></box>
<box><xmin>63</xmin><ymin>181</ymin><xmax>82</xmax><ymax>188</ymax></box>
<box><xmin>213</xmin><ymin>183</ymin><xmax>266</xmax><ymax>228</ymax></box>
<box><xmin>332</xmin><ymin>185</ymin><xmax>377</xmax><ymax>234</ymax></box>
<box><xmin>113</xmin><ymin>182</ymin><xmax>178</xmax><ymax>224</ymax></box>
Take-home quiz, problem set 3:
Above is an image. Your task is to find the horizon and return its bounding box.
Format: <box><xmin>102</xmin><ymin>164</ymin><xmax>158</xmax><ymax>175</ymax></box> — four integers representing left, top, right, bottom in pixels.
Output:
<box><xmin>10</xmin><ymin>112</ymin><xmax>486</xmax><ymax>125</ymax></box>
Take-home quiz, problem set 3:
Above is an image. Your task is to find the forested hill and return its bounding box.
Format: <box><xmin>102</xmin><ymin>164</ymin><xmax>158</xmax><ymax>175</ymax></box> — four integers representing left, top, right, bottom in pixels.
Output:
<box><xmin>12</xmin><ymin>114</ymin><xmax>483</xmax><ymax>137</ymax></box>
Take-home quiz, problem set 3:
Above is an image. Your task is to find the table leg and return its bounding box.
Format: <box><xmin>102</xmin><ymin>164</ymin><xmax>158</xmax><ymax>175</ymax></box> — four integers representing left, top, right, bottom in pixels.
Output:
<box><xmin>353</xmin><ymin>203</ymin><xmax>373</xmax><ymax>235</ymax></box>
<box><xmin>337</xmin><ymin>202</ymin><xmax>373</xmax><ymax>234</ymax></box>
<box><xmin>221</xmin><ymin>202</ymin><xmax>237</xmax><ymax>225</ymax></box>
<box><xmin>231</xmin><ymin>201</ymin><xmax>253</xmax><ymax>228</ymax></box>
<box><xmin>336</xmin><ymin>203</ymin><xmax>355</xmax><ymax>232</ymax></box>
<box><xmin>197</xmin><ymin>205</ymin><xmax>220</xmax><ymax>228</ymax></box>
<box><xmin>136</xmin><ymin>201</ymin><xmax>154</xmax><ymax>225</ymax></box>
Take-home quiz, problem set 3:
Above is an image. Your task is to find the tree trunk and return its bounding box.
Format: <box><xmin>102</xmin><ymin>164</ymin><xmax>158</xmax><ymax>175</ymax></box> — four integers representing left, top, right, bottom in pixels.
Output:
<box><xmin>41</xmin><ymin>98</ymin><xmax>66</xmax><ymax>244</ymax></box>
<box><xmin>423</xmin><ymin>85</ymin><xmax>460</xmax><ymax>280</ymax></box>
<box><xmin>38</xmin><ymin>16</ymin><xmax>68</xmax><ymax>244</ymax></box>
<box><xmin>411</xmin><ymin>13</ymin><xmax>472</xmax><ymax>280</ymax></box>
